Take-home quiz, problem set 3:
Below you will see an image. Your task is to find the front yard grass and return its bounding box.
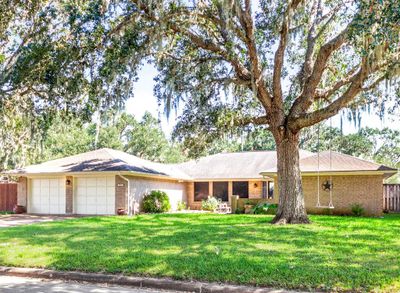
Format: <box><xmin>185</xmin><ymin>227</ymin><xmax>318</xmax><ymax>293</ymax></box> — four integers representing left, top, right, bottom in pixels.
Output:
<box><xmin>0</xmin><ymin>213</ymin><xmax>399</xmax><ymax>292</ymax></box>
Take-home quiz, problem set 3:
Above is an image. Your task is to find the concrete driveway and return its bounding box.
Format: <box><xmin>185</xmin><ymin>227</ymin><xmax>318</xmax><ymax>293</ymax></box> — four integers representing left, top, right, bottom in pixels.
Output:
<box><xmin>0</xmin><ymin>214</ymin><xmax>79</xmax><ymax>228</ymax></box>
<box><xmin>0</xmin><ymin>276</ymin><xmax>184</xmax><ymax>293</ymax></box>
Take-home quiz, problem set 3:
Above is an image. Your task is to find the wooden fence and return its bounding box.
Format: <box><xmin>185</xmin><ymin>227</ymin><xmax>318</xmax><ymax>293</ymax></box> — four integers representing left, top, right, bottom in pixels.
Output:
<box><xmin>383</xmin><ymin>184</ymin><xmax>400</xmax><ymax>212</ymax></box>
<box><xmin>0</xmin><ymin>183</ymin><xmax>17</xmax><ymax>212</ymax></box>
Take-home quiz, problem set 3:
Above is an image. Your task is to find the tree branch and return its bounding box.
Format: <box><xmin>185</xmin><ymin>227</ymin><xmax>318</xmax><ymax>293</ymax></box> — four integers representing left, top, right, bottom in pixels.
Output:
<box><xmin>273</xmin><ymin>0</ymin><xmax>303</xmax><ymax>105</ymax></box>
<box><xmin>288</xmin><ymin>27</ymin><xmax>349</xmax><ymax>119</ymax></box>
<box><xmin>290</xmin><ymin>62</ymin><xmax>369</xmax><ymax>130</ymax></box>
<box><xmin>236</xmin><ymin>115</ymin><xmax>269</xmax><ymax>126</ymax></box>
<box><xmin>131</xmin><ymin>0</ymin><xmax>252</xmax><ymax>84</ymax></box>
<box><xmin>314</xmin><ymin>65</ymin><xmax>359</xmax><ymax>101</ymax></box>
<box><xmin>236</xmin><ymin>0</ymin><xmax>273</xmax><ymax>110</ymax></box>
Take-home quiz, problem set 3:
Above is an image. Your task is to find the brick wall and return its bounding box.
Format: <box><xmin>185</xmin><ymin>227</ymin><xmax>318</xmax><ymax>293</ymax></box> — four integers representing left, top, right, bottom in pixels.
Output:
<box><xmin>65</xmin><ymin>176</ymin><xmax>73</xmax><ymax>213</ymax></box>
<box><xmin>186</xmin><ymin>181</ymin><xmax>201</xmax><ymax>210</ymax></box>
<box><xmin>17</xmin><ymin>176</ymin><xmax>27</xmax><ymax>207</ymax></box>
<box><xmin>273</xmin><ymin>175</ymin><xmax>383</xmax><ymax>216</ymax></box>
<box><xmin>249</xmin><ymin>180</ymin><xmax>263</xmax><ymax>199</ymax></box>
<box><xmin>303</xmin><ymin>175</ymin><xmax>383</xmax><ymax>216</ymax></box>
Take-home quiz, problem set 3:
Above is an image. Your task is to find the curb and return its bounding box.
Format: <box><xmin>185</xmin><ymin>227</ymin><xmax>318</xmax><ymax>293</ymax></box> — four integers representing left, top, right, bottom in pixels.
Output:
<box><xmin>0</xmin><ymin>266</ymin><xmax>301</xmax><ymax>293</ymax></box>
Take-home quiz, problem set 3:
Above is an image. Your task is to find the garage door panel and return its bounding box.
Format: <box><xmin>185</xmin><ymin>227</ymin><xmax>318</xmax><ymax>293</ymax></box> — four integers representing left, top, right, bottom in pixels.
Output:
<box><xmin>76</xmin><ymin>178</ymin><xmax>86</xmax><ymax>187</ymax></box>
<box><xmin>30</xmin><ymin>178</ymin><xmax>65</xmax><ymax>214</ymax></box>
<box><xmin>106</xmin><ymin>186</ymin><xmax>114</xmax><ymax>195</ymax></box>
<box><xmin>96</xmin><ymin>189</ymin><xmax>107</xmax><ymax>196</ymax></box>
<box><xmin>106</xmin><ymin>176</ymin><xmax>115</xmax><ymax>186</ymax></box>
<box><xmin>49</xmin><ymin>179</ymin><xmax>59</xmax><ymax>187</ymax></box>
<box><xmin>87</xmin><ymin>186</ymin><xmax>97</xmax><ymax>196</ymax></box>
<box><xmin>75</xmin><ymin>176</ymin><xmax>115</xmax><ymax>215</ymax></box>
<box><xmin>96</xmin><ymin>205</ymin><xmax>108</xmax><ymax>214</ymax></box>
<box><xmin>96</xmin><ymin>178</ymin><xmax>107</xmax><ymax>187</ymax></box>
<box><xmin>86</xmin><ymin>197</ymin><xmax>97</xmax><ymax>207</ymax></box>
<box><xmin>86</xmin><ymin>178</ymin><xmax>97</xmax><ymax>187</ymax></box>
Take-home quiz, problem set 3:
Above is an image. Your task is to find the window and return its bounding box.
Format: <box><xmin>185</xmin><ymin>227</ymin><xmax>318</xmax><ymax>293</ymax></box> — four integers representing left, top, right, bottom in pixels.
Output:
<box><xmin>233</xmin><ymin>181</ymin><xmax>249</xmax><ymax>198</ymax></box>
<box><xmin>268</xmin><ymin>181</ymin><xmax>274</xmax><ymax>199</ymax></box>
<box><xmin>262</xmin><ymin>181</ymin><xmax>267</xmax><ymax>199</ymax></box>
<box><xmin>194</xmin><ymin>182</ymin><xmax>209</xmax><ymax>202</ymax></box>
<box><xmin>213</xmin><ymin>182</ymin><xmax>228</xmax><ymax>202</ymax></box>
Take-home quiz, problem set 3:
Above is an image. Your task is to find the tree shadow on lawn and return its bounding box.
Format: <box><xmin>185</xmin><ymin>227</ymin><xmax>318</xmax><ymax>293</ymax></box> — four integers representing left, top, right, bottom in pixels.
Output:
<box><xmin>0</xmin><ymin>214</ymin><xmax>399</xmax><ymax>291</ymax></box>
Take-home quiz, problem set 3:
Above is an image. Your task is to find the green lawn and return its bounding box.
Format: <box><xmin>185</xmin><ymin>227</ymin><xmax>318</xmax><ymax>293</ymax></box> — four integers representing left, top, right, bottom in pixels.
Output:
<box><xmin>0</xmin><ymin>214</ymin><xmax>399</xmax><ymax>292</ymax></box>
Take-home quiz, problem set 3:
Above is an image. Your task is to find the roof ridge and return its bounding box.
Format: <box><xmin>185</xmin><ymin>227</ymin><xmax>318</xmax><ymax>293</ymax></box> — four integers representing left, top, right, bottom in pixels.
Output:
<box><xmin>318</xmin><ymin>150</ymin><xmax>382</xmax><ymax>166</ymax></box>
<box><xmin>101</xmin><ymin>148</ymin><xmax>121</xmax><ymax>161</ymax></box>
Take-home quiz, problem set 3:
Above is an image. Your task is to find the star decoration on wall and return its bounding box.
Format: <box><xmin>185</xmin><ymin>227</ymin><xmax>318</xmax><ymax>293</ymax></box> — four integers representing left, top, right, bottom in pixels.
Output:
<box><xmin>322</xmin><ymin>180</ymin><xmax>333</xmax><ymax>191</ymax></box>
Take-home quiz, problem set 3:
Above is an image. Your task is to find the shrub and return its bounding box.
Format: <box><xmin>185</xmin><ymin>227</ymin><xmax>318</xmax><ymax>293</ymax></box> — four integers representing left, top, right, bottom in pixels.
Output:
<box><xmin>142</xmin><ymin>190</ymin><xmax>171</xmax><ymax>213</ymax></box>
<box><xmin>244</xmin><ymin>199</ymin><xmax>252</xmax><ymax>206</ymax></box>
<box><xmin>177</xmin><ymin>201</ymin><xmax>187</xmax><ymax>211</ymax></box>
<box><xmin>252</xmin><ymin>203</ymin><xmax>278</xmax><ymax>215</ymax></box>
<box><xmin>252</xmin><ymin>203</ymin><xmax>269</xmax><ymax>214</ymax></box>
<box><xmin>201</xmin><ymin>196</ymin><xmax>221</xmax><ymax>211</ymax></box>
<box><xmin>351</xmin><ymin>203</ymin><xmax>365</xmax><ymax>217</ymax></box>
<box><xmin>234</xmin><ymin>207</ymin><xmax>244</xmax><ymax>214</ymax></box>
<box><xmin>266</xmin><ymin>204</ymin><xmax>278</xmax><ymax>215</ymax></box>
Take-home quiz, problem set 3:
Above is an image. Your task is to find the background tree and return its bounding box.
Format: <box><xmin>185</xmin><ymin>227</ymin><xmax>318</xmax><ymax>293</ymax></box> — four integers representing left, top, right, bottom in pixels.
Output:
<box><xmin>38</xmin><ymin>112</ymin><xmax>185</xmax><ymax>165</ymax></box>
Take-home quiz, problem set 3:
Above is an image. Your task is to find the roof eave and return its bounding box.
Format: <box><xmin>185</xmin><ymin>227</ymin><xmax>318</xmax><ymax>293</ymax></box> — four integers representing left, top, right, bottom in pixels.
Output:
<box><xmin>186</xmin><ymin>176</ymin><xmax>274</xmax><ymax>181</ymax></box>
<box><xmin>2</xmin><ymin>170</ymin><xmax>192</xmax><ymax>181</ymax></box>
<box><xmin>260</xmin><ymin>170</ymin><xmax>398</xmax><ymax>177</ymax></box>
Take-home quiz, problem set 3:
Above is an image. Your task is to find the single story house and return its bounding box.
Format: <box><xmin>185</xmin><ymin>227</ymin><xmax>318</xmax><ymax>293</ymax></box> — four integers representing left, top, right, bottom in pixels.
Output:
<box><xmin>5</xmin><ymin>148</ymin><xmax>397</xmax><ymax>216</ymax></box>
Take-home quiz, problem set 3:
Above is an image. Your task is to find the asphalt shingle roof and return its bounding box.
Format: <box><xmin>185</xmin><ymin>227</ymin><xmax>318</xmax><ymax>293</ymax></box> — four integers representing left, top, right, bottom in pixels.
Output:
<box><xmin>261</xmin><ymin>151</ymin><xmax>397</xmax><ymax>174</ymax></box>
<box><xmin>8</xmin><ymin>148</ymin><xmax>397</xmax><ymax>180</ymax></box>
<box><xmin>174</xmin><ymin>150</ymin><xmax>315</xmax><ymax>179</ymax></box>
<box><xmin>11</xmin><ymin>148</ymin><xmax>191</xmax><ymax>180</ymax></box>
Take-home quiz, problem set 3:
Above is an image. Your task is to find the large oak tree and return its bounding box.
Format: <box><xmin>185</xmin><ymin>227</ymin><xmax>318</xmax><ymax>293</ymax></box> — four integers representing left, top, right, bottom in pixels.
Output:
<box><xmin>108</xmin><ymin>0</ymin><xmax>400</xmax><ymax>224</ymax></box>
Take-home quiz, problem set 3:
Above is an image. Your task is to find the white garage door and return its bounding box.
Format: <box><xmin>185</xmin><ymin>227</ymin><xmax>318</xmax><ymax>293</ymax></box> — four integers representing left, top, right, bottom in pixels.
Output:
<box><xmin>30</xmin><ymin>178</ymin><xmax>66</xmax><ymax>214</ymax></box>
<box><xmin>75</xmin><ymin>176</ymin><xmax>115</xmax><ymax>215</ymax></box>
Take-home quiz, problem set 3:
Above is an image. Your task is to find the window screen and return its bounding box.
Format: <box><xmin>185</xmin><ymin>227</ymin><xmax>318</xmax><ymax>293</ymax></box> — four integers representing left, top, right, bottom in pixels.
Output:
<box><xmin>233</xmin><ymin>181</ymin><xmax>249</xmax><ymax>198</ymax></box>
<box><xmin>194</xmin><ymin>182</ymin><xmax>209</xmax><ymax>202</ymax></box>
<box><xmin>213</xmin><ymin>182</ymin><xmax>229</xmax><ymax>202</ymax></box>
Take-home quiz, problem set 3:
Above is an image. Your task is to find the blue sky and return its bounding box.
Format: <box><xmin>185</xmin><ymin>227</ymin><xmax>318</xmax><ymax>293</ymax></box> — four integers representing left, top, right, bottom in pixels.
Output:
<box><xmin>126</xmin><ymin>64</ymin><xmax>400</xmax><ymax>137</ymax></box>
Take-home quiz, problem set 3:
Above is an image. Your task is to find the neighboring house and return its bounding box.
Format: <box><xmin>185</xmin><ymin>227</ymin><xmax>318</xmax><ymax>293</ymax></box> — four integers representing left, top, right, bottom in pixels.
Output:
<box><xmin>5</xmin><ymin>148</ymin><xmax>397</xmax><ymax>216</ymax></box>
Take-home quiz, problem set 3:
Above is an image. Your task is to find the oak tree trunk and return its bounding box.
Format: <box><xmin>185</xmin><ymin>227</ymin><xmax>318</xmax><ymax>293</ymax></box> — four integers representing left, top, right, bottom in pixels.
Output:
<box><xmin>272</xmin><ymin>131</ymin><xmax>310</xmax><ymax>224</ymax></box>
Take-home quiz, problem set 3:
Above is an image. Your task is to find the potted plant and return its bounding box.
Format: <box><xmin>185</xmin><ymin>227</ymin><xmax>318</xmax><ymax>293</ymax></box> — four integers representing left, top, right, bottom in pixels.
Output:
<box><xmin>13</xmin><ymin>205</ymin><xmax>26</xmax><ymax>214</ymax></box>
<box><xmin>243</xmin><ymin>199</ymin><xmax>254</xmax><ymax>214</ymax></box>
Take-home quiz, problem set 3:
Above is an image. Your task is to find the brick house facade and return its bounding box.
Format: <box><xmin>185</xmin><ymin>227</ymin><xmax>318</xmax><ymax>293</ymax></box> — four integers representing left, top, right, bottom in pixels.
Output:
<box><xmin>8</xmin><ymin>148</ymin><xmax>397</xmax><ymax>216</ymax></box>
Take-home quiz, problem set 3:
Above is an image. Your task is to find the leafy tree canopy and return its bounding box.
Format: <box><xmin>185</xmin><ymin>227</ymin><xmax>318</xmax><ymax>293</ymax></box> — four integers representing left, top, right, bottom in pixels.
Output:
<box><xmin>1</xmin><ymin>112</ymin><xmax>185</xmax><ymax>169</ymax></box>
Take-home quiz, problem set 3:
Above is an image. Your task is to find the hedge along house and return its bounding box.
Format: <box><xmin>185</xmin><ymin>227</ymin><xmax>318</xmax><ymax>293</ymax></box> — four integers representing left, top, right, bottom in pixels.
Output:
<box><xmin>5</xmin><ymin>148</ymin><xmax>397</xmax><ymax>216</ymax></box>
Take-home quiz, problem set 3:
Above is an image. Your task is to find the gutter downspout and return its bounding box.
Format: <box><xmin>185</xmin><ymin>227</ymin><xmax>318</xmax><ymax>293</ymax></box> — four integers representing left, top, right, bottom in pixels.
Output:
<box><xmin>118</xmin><ymin>174</ymin><xmax>134</xmax><ymax>216</ymax></box>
